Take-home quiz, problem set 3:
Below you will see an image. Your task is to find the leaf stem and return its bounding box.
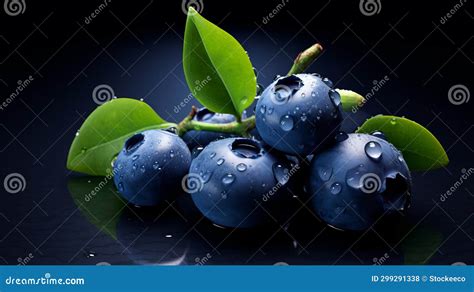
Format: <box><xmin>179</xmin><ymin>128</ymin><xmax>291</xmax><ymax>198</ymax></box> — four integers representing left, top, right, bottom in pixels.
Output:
<box><xmin>287</xmin><ymin>43</ymin><xmax>324</xmax><ymax>76</ymax></box>
<box><xmin>177</xmin><ymin>106</ymin><xmax>256</xmax><ymax>136</ymax></box>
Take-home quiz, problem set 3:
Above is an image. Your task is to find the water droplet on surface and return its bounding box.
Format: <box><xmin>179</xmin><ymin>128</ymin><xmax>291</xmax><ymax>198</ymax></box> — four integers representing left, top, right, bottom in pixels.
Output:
<box><xmin>273</xmin><ymin>163</ymin><xmax>290</xmax><ymax>185</ymax></box>
<box><xmin>192</xmin><ymin>147</ymin><xmax>204</xmax><ymax>158</ymax></box>
<box><xmin>390</xmin><ymin>117</ymin><xmax>397</xmax><ymax>125</ymax></box>
<box><xmin>301</xmin><ymin>93</ymin><xmax>305</xmax><ymax>98</ymax></box>
<box><xmin>210</xmin><ymin>152</ymin><xmax>216</xmax><ymax>159</ymax></box>
<box><xmin>202</xmin><ymin>171</ymin><xmax>212</xmax><ymax>183</ymax></box>
<box><xmin>330</xmin><ymin>182</ymin><xmax>342</xmax><ymax>194</ymax></box>
<box><xmin>170</xmin><ymin>150</ymin><xmax>175</xmax><ymax>158</ymax></box>
<box><xmin>364</xmin><ymin>141</ymin><xmax>383</xmax><ymax>161</ymax></box>
<box><xmin>328</xmin><ymin>89</ymin><xmax>341</xmax><ymax>106</ymax></box>
<box><xmin>132</xmin><ymin>155</ymin><xmax>139</xmax><ymax>161</ymax></box>
<box><xmin>311</xmin><ymin>91</ymin><xmax>316</xmax><ymax>97</ymax></box>
<box><xmin>322</xmin><ymin>77</ymin><xmax>333</xmax><ymax>88</ymax></box>
<box><xmin>75</xmin><ymin>131</ymin><xmax>80</xmax><ymax>136</ymax></box>
<box><xmin>132</xmin><ymin>163</ymin><xmax>137</xmax><ymax>170</ymax></box>
<box><xmin>222</xmin><ymin>174</ymin><xmax>235</xmax><ymax>185</ymax></box>
<box><xmin>260</xmin><ymin>105</ymin><xmax>266</xmax><ymax>114</ymax></box>
<box><xmin>280</xmin><ymin>115</ymin><xmax>294</xmax><ymax>131</ymax></box>
<box><xmin>118</xmin><ymin>182</ymin><xmax>124</xmax><ymax>192</ymax></box>
<box><xmin>398</xmin><ymin>155</ymin><xmax>404</xmax><ymax>162</ymax></box>
<box><xmin>317</xmin><ymin>166</ymin><xmax>333</xmax><ymax>181</ymax></box>
<box><xmin>267</xmin><ymin>106</ymin><xmax>274</xmax><ymax>114</ymax></box>
<box><xmin>217</xmin><ymin>158</ymin><xmax>225</xmax><ymax>165</ymax></box>
<box><xmin>300</xmin><ymin>114</ymin><xmax>307</xmax><ymax>122</ymax></box>
<box><xmin>85</xmin><ymin>251</ymin><xmax>96</xmax><ymax>258</ymax></box>
<box><xmin>236</xmin><ymin>163</ymin><xmax>247</xmax><ymax>172</ymax></box>
<box><xmin>335</xmin><ymin>132</ymin><xmax>349</xmax><ymax>142</ymax></box>
<box><xmin>140</xmin><ymin>165</ymin><xmax>146</xmax><ymax>173</ymax></box>
<box><xmin>152</xmin><ymin>161</ymin><xmax>160</xmax><ymax>170</ymax></box>
<box><xmin>371</xmin><ymin>131</ymin><xmax>386</xmax><ymax>140</ymax></box>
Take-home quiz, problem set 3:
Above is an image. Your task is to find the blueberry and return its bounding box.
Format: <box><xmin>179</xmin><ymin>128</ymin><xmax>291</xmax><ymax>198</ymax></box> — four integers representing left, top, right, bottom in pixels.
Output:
<box><xmin>188</xmin><ymin>137</ymin><xmax>294</xmax><ymax>228</ymax></box>
<box><xmin>255</xmin><ymin>74</ymin><xmax>343</xmax><ymax>155</ymax></box>
<box><xmin>182</xmin><ymin>108</ymin><xmax>236</xmax><ymax>149</ymax></box>
<box><xmin>307</xmin><ymin>133</ymin><xmax>411</xmax><ymax>231</ymax></box>
<box><xmin>113</xmin><ymin>129</ymin><xmax>192</xmax><ymax>206</ymax></box>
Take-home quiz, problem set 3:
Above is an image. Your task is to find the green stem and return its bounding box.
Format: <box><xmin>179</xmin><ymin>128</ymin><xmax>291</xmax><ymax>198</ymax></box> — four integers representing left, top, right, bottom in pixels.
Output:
<box><xmin>286</xmin><ymin>43</ymin><xmax>365</xmax><ymax>113</ymax></box>
<box><xmin>287</xmin><ymin>43</ymin><xmax>324</xmax><ymax>76</ymax></box>
<box><xmin>177</xmin><ymin>106</ymin><xmax>256</xmax><ymax>136</ymax></box>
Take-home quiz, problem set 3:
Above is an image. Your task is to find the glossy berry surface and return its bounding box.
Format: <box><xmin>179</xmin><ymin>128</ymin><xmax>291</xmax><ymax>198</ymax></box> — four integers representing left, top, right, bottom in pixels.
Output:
<box><xmin>188</xmin><ymin>137</ymin><xmax>294</xmax><ymax>228</ymax></box>
<box><xmin>255</xmin><ymin>74</ymin><xmax>343</xmax><ymax>155</ymax></box>
<box><xmin>307</xmin><ymin>133</ymin><xmax>411</xmax><ymax>231</ymax></box>
<box><xmin>182</xmin><ymin>108</ymin><xmax>236</xmax><ymax>149</ymax></box>
<box><xmin>113</xmin><ymin>129</ymin><xmax>192</xmax><ymax>206</ymax></box>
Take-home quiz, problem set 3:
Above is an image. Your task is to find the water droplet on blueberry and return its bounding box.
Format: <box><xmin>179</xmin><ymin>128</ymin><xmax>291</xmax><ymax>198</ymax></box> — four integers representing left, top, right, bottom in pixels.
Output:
<box><xmin>222</xmin><ymin>174</ymin><xmax>235</xmax><ymax>185</ymax></box>
<box><xmin>272</xmin><ymin>163</ymin><xmax>290</xmax><ymax>185</ymax></box>
<box><xmin>280</xmin><ymin>115</ymin><xmax>294</xmax><ymax>131</ymax></box>
<box><xmin>322</xmin><ymin>77</ymin><xmax>333</xmax><ymax>88</ymax></box>
<box><xmin>317</xmin><ymin>166</ymin><xmax>333</xmax><ymax>181</ymax></box>
<box><xmin>371</xmin><ymin>131</ymin><xmax>387</xmax><ymax>140</ymax></box>
<box><xmin>328</xmin><ymin>89</ymin><xmax>341</xmax><ymax>106</ymax></box>
<box><xmin>236</xmin><ymin>163</ymin><xmax>247</xmax><ymax>172</ymax></box>
<box><xmin>364</xmin><ymin>141</ymin><xmax>383</xmax><ymax>161</ymax></box>
<box><xmin>330</xmin><ymin>182</ymin><xmax>342</xmax><ymax>194</ymax></box>
<box><xmin>217</xmin><ymin>158</ymin><xmax>225</xmax><ymax>165</ymax></box>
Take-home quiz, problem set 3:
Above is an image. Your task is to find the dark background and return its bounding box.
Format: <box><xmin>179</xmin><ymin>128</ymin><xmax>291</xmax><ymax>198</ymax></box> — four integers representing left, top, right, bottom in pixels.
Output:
<box><xmin>0</xmin><ymin>0</ymin><xmax>472</xmax><ymax>265</ymax></box>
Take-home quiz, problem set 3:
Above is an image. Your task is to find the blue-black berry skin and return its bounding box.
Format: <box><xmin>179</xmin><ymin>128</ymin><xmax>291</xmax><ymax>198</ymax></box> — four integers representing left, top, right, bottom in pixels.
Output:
<box><xmin>113</xmin><ymin>129</ymin><xmax>191</xmax><ymax>206</ymax></box>
<box><xmin>307</xmin><ymin>133</ymin><xmax>411</xmax><ymax>231</ymax></box>
<box><xmin>256</xmin><ymin>74</ymin><xmax>343</xmax><ymax>155</ymax></box>
<box><xmin>188</xmin><ymin>137</ymin><xmax>294</xmax><ymax>228</ymax></box>
<box><xmin>182</xmin><ymin>108</ymin><xmax>236</xmax><ymax>149</ymax></box>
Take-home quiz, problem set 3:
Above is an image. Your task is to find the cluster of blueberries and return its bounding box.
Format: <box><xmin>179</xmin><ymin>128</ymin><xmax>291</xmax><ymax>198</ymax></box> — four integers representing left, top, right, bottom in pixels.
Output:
<box><xmin>113</xmin><ymin>74</ymin><xmax>411</xmax><ymax>231</ymax></box>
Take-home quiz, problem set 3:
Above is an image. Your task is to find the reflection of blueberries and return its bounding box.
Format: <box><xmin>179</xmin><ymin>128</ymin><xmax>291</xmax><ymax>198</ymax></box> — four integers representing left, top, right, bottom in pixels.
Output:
<box><xmin>255</xmin><ymin>74</ymin><xmax>343</xmax><ymax>155</ymax></box>
<box><xmin>307</xmin><ymin>133</ymin><xmax>412</xmax><ymax>231</ymax></box>
<box><xmin>113</xmin><ymin>130</ymin><xmax>191</xmax><ymax>206</ymax></box>
<box><xmin>190</xmin><ymin>137</ymin><xmax>294</xmax><ymax>228</ymax></box>
<box><xmin>182</xmin><ymin>108</ymin><xmax>236</xmax><ymax>149</ymax></box>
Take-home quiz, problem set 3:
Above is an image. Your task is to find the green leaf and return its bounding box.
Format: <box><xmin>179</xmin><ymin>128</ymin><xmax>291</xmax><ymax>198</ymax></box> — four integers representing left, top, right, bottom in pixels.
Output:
<box><xmin>68</xmin><ymin>177</ymin><xmax>126</xmax><ymax>240</ymax></box>
<box><xmin>183</xmin><ymin>7</ymin><xmax>256</xmax><ymax>117</ymax></box>
<box><xmin>336</xmin><ymin>89</ymin><xmax>365</xmax><ymax>112</ymax></box>
<box><xmin>67</xmin><ymin>98</ymin><xmax>173</xmax><ymax>176</ymax></box>
<box><xmin>401</xmin><ymin>227</ymin><xmax>443</xmax><ymax>265</ymax></box>
<box><xmin>356</xmin><ymin>115</ymin><xmax>449</xmax><ymax>171</ymax></box>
